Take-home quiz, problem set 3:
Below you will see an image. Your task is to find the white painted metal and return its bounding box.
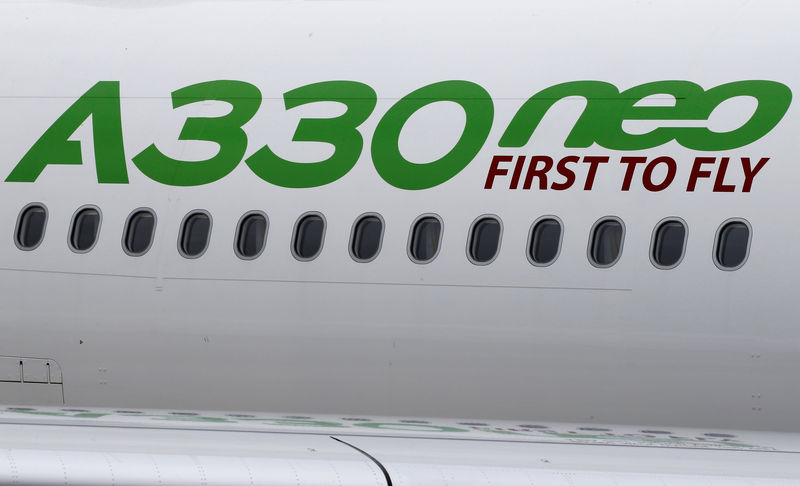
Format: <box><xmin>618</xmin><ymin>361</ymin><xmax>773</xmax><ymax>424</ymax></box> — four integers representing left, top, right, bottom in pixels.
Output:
<box><xmin>0</xmin><ymin>3</ymin><xmax>798</xmax><ymax>479</ymax></box>
<box><xmin>0</xmin><ymin>423</ymin><xmax>386</xmax><ymax>486</ymax></box>
<box><xmin>0</xmin><ymin>358</ymin><xmax>20</xmax><ymax>382</ymax></box>
<box><xmin>0</xmin><ymin>416</ymin><xmax>798</xmax><ymax>485</ymax></box>
<box><xmin>20</xmin><ymin>358</ymin><xmax>47</xmax><ymax>383</ymax></box>
<box><xmin>2</xmin><ymin>406</ymin><xmax>799</xmax><ymax>452</ymax></box>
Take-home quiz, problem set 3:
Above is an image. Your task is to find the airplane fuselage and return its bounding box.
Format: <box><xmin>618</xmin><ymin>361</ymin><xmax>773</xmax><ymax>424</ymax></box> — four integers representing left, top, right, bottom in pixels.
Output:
<box><xmin>0</xmin><ymin>0</ymin><xmax>798</xmax><ymax>433</ymax></box>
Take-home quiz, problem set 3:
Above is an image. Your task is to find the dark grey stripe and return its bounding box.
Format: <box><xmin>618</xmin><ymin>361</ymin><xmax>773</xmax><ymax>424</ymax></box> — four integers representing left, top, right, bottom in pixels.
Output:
<box><xmin>331</xmin><ymin>436</ymin><xmax>392</xmax><ymax>486</ymax></box>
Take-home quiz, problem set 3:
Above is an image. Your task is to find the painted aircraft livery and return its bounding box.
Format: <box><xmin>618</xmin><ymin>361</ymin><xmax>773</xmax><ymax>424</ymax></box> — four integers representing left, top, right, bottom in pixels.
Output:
<box><xmin>0</xmin><ymin>0</ymin><xmax>799</xmax><ymax>484</ymax></box>
<box><xmin>6</xmin><ymin>79</ymin><xmax>791</xmax><ymax>191</ymax></box>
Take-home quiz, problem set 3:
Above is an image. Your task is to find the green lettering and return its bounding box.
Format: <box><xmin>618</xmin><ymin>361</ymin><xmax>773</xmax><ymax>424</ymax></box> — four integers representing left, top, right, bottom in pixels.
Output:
<box><xmin>498</xmin><ymin>81</ymin><xmax>619</xmax><ymax>149</ymax></box>
<box><xmin>371</xmin><ymin>80</ymin><xmax>493</xmax><ymax>190</ymax></box>
<box><xmin>246</xmin><ymin>81</ymin><xmax>376</xmax><ymax>188</ymax></box>
<box><xmin>354</xmin><ymin>422</ymin><xmax>468</xmax><ymax>433</ymax></box>
<box><xmin>6</xmin><ymin>81</ymin><xmax>127</xmax><ymax>183</ymax></box>
<box><xmin>675</xmin><ymin>80</ymin><xmax>792</xmax><ymax>150</ymax></box>
<box><xmin>500</xmin><ymin>80</ymin><xmax>791</xmax><ymax>151</ymax></box>
<box><xmin>132</xmin><ymin>80</ymin><xmax>261</xmax><ymax>186</ymax></box>
<box><xmin>597</xmin><ymin>81</ymin><xmax>707</xmax><ymax>150</ymax></box>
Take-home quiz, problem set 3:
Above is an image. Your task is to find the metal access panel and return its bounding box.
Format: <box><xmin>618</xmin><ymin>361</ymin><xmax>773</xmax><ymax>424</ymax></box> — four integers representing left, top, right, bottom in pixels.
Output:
<box><xmin>0</xmin><ymin>356</ymin><xmax>63</xmax><ymax>406</ymax></box>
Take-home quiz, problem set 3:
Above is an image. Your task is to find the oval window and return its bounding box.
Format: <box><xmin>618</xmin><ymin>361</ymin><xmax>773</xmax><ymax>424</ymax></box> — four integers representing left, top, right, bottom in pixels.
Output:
<box><xmin>351</xmin><ymin>214</ymin><xmax>384</xmax><ymax>262</ymax></box>
<box><xmin>235</xmin><ymin>213</ymin><xmax>268</xmax><ymax>259</ymax></box>
<box><xmin>409</xmin><ymin>216</ymin><xmax>442</xmax><ymax>263</ymax></box>
<box><xmin>123</xmin><ymin>210</ymin><xmax>156</xmax><ymax>256</ymax></box>
<box><xmin>529</xmin><ymin>218</ymin><xmax>562</xmax><ymax>266</ymax></box>
<box><xmin>70</xmin><ymin>207</ymin><xmax>101</xmax><ymax>252</ymax></box>
<box><xmin>293</xmin><ymin>214</ymin><xmax>325</xmax><ymax>260</ymax></box>
<box><xmin>179</xmin><ymin>211</ymin><xmax>211</xmax><ymax>258</ymax></box>
<box><xmin>589</xmin><ymin>218</ymin><xmax>624</xmax><ymax>267</ymax></box>
<box><xmin>468</xmin><ymin>217</ymin><xmax>501</xmax><ymax>264</ymax></box>
<box><xmin>715</xmin><ymin>221</ymin><xmax>750</xmax><ymax>269</ymax></box>
<box><xmin>15</xmin><ymin>204</ymin><xmax>47</xmax><ymax>250</ymax></box>
<box><xmin>651</xmin><ymin>220</ymin><xmax>686</xmax><ymax>268</ymax></box>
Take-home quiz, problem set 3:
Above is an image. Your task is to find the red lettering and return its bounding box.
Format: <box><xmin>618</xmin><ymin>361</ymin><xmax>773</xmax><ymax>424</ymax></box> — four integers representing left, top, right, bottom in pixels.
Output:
<box><xmin>741</xmin><ymin>157</ymin><xmax>769</xmax><ymax>192</ymax></box>
<box><xmin>489</xmin><ymin>154</ymin><xmax>768</xmax><ymax>193</ymax></box>
<box><xmin>551</xmin><ymin>156</ymin><xmax>579</xmax><ymax>191</ymax></box>
<box><xmin>523</xmin><ymin>156</ymin><xmax>553</xmax><ymax>190</ymax></box>
<box><xmin>713</xmin><ymin>157</ymin><xmax>736</xmax><ymax>192</ymax></box>
<box><xmin>484</xmin><ymin>155</ymin><xmax>512</xmax><ymax>189</ymax></box>
<box><xmin>620</xmin><ymin>156</ymin><xmax>647</xmax><ymax>191</ymax></box>
<box><xmin>583</xmin><ymin>156</ymin><xmax>609</xmax><ymax>190</ymax></box>
<box><xmin>509</xmin><ymin>155</ymin><xmax>526</xmax><ymax>190</ymax></box>
<box><xmin>687</xmin><ymin>157</ymin><xmax>715</xmax><ymax>191</ymax></box>
<box><xmin>642</xmin><ymin>156</ymin><xmax>676</xmax><ymax>192</ymax></box>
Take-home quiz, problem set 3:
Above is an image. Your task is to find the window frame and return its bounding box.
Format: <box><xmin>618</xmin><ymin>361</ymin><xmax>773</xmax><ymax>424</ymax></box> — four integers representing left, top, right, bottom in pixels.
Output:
<box><xmin>68</xmin><ymin>205</ymin><xmax>102</xmax><ymax>254</ymax></box>
<box><xmin>233</xmin><ymin>210</ymin><xmax>269</xmax><ymax>261</ymax></box>
<box><xmin>407</xmin><ymin>213</ymin><xmax>444</xmax><ymax>264</ymax></box>
<box><xmin>177</xmin><ymin>209</ymin><xmax>213</xmax><ymax>259</ymax></box>
<box><xmin>349</xmin><ymin>212</ymin><xmax>385</xmax><ymax>263</ymax></box>
<box><xmin>14</xmin><ymin>202</ymin><xmax>49</xmax><ymax>251</ymax></box>
<box><xmin>587</xmin><ymin>216</ymin><xmax>625</xmax><ymax>268</ymax></box>
<box><xmin>465</xmin><ymin>214</ymin><xmax>503</xmax><ymax>266</ymax></box>
<box><xmin>713</xmin><ymin>218</ymin><xmax>752</xmax><ymax>271</ymax></box>
<box><xmin>526</xmin><ymin>215</ymin><xmax>564</xmax><ymax>267</ymax></box>
<box><xmin>291</xmin><ymin>211</ymin><xmax>326</xmax><ymax>262</ymax></box>
<box><xmin>649</xmin><ymin>217</ymin><xmax>688</xmax><ymax>270</ymax></box>
<box><xmin>121</xmin><ymin>207</ymin><xmax>157</xmax><ymax>257</ymax></box>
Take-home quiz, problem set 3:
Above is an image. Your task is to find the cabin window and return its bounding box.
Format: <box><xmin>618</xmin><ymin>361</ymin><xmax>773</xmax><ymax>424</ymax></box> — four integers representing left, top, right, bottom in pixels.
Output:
<box><xmin>715</xmin><ymin>220</ymin><xmax>750</xmax><ymax>270</ymax></box>
<box><xmin>350</xmin><ymin>214</ymin><xmax>384</xmax><ymax>262</ymax></box>
<box><xmin>69</xmin><ymin>207</ymin><xmax>101</xmax><ymax>252</ymax></box>
<box><xmin>409</xmin><ymin>215</ymin><xmax>442</xmax><ymax>263</ymax></box>
<box><xmin>292</xmin><ymin>213</ymin><xmax>325</xmax><ymax>261</ymax></box>
<box><xmin>15</xmin><ymin>204</ymin><xmax>47</xmax><ymax>250</ymax></box>
<box><xmin>123</xmin><ymin>210</ymin><xmax>156</xmax><ymax>256</ymax></box>
<box><xmin>235</xmin><ymin>212</ymin><xmax>268</xmax><ymax>259</ymax></box>
<box><xmin>589</xmin><ymin>218</ymin><xmax>624</xmax><ymax>267</ymax></box>
<box><xmin>467</xmin><ymin>216</ymin><xmax>501</xmax><ymax>264</ymax></box>
<box><xmin>651</xmin><ymin>219</ymin><xmax>686</xmax><ymax>269</ymax></box>
<box><xmin>528</xmin><ymin>218</ymin><xmax>562</xmax><ymax>266</ymax></box>
<box><xmin>179</xmin><ymin>211</ymin><xmax>211</xmax><ymax>258</ymax></box>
